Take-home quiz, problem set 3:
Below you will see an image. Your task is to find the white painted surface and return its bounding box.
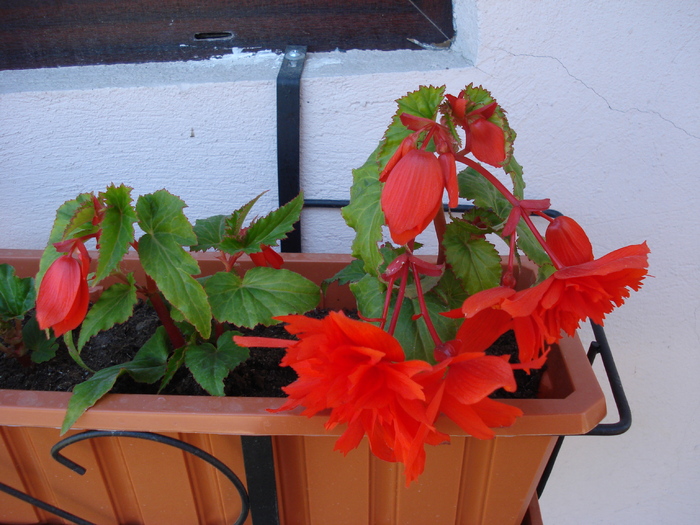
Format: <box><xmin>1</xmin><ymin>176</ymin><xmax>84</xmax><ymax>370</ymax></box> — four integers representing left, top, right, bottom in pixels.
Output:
<box><xmin>1</xmin><ymin>1</ymin><xmax>698</xmax><ymax>523</ymax></box>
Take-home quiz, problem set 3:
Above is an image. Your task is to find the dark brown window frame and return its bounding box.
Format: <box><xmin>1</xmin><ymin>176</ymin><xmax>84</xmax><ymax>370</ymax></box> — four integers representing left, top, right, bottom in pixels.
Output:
<box><xmin>0</xmin><ymin>0</ymin><xmax>454</xmax><ymax>71</ymax></box>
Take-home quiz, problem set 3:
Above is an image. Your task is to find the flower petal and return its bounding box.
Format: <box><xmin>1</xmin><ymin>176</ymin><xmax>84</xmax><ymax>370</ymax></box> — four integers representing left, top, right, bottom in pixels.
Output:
<box><xmin>381</xmin><ymin>149</ymin><xmax>444</xmax><ymax>245</ymax></box>
<box><xmin>36</xmin><ymin>256</ymin><xmax>83</xmax><ymax>330</ymax></box>
<box><xmin>546</xmin><ymin>216</ymin><xmax>594</xmax><ymax>267</ymax></box>
<box><xmin>469</xmin><ymin>117</ymin><xmax>506</xmax><ymax>166</ymax></box>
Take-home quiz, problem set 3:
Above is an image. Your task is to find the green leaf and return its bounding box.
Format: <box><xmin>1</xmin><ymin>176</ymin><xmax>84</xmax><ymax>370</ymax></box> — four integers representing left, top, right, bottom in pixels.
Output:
<box><xmin>516</xmin><ymin>222</ymin><xmax>553</xmax><ymax>268</ymax></box>
<box><xmin>62</xmin><ymin>366</ymin><xmax>122</xmax><ymax>434</ymax></box>
<box><xmin>136</xmin><ymin>190</ymin><xmax>197</xmax><ymax>245</ymax></box>
<box><xmin>431</xmin><ymin>267</ymin><xmax>468</xmax><ymax>310</ymax></box>
<box><xmin>458</xmin><ymin>167</ymin><xmax>512</xmax><ymax>219</ymax></box>
<box><xmin>405</xmin><ymin>293</ymin><xmax>461</xmax><ymax>362</ymax></box>
<box><xmin>185</xmin><ymin>332</ymin><xmax>249</xmax><ymax>396</ymax></box>
<box><xmin>443</xmin><ymin>221</ymin><xmax>502</xmax><ymax>294</ymax></box>
<box><xmin>206</xmin><ymin>267</ymin><xmax>320</xmax><ymax>328</ymax></box>
<box><xmin>61</xmin><ymin>327</ymin><xmax>169</xmax><ymax>434</ymax></box>
<box><xmin>37</xmin><ymin>194</ymin><xmax>92</xmax><ymax>288</ymax></box>
<box><xmin>342</xmin><ymin>150</ymin><xmax>385</xmax><ymax>274</ymax></box>
<box><xmin>348</xmin><ymin>273</ymin><xmax>457</xmax><ymax>363</ymax></box>
<box><xmin>136</xmin><ymin>191</ymin><xmax>211</xmax><ymax>338</ymax></box>
<box><xmin>377</xmin><ymin>85</ymin><xmax>446</xmax><ymax>169</ymax></box>
<box><xmin>191</xmin><ymin>215</ymin><xmax>228</xmax><ymax>252</ymax></box>
<box><xmin>226</xmin><ymin>192</ymin><xmax>266</xmax><ymax>237</ymax></box>
<box><xmin>77</xmin><ymin>278</ymin><xmax>138</xmax><ymax>351</ymax></box>
<box><xmin>63</xmin><ymin>332</ymin><xmax>93</xmax><ymax>371</ymax></box>
<box><xmin>221</xmin><ymin>193</ymin><xmax>303</xmax><ymax>254</ymax></box>
<box><xmin>0</xmin><ymin>264</ymin><xmax>35</xmax><ymax>320</ymax></box>
<box><xmin>94</xmin><ymin>185</ymin><xmax>137</xmax><ymax>283</ymax></box>
<box><xmin>24</xmin><ymin>316</ymin><xmax>58</xmax><ymax>363</ymax></box>
<box><xmin>504</xmin><ymin>155</ymin><xmax>525</xmax><ymax>200</ymax></box>
<box><xmin>397</xmin><ymin>85</ymin><xmax>446</xmax><ymax>120</ymax></box>
<box><xmin>63</xmin><ymin>199</ymin><xmax>99</xmax><ymax>240</ymax></box>
<box><xmin>323</xmin><ymin>258</ymin><xmax>366</xmax><ymax>288</ymax></box>
<box><xmin>160</xmin><ymin>344</ymin><xmax>187</xmax><ymax>392</ymax></box>
<box><xmin>349</xmin><ymin>274</ymin><xmax>387</xmax><ymax>321</ymax></box>
<box><xmin>138</xmin><ymin>234</ymin><xmax>212</xmax><ymax>338</ymax></box>
<box><xmin>124</xmin><ymin>327</ymin><xmax>170</xmax><ymax>383</ymax></box>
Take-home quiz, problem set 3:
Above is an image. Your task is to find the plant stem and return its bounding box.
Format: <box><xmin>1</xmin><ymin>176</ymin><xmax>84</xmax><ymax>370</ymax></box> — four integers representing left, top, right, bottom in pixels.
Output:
<box><xmin>145</xmin><ymin>275</ymin><xmax>186</xmax><ymax>349</ymax></box>
<box><xmin>411</xmin><ymin>262</ymin><xmax>442</xmax><ymax>346</ymax></box>
<box><xmin>456</xmin><ymin>154</ymin><xmax>520</xmax><ymax>207</ymax></box>
<box><xmin>519</xmin><ymin>212</ymin><xmax>565</xmax><ymax>269</ymax></box>
<box><xmin>456</xmin><ymin>154</ymin><xmax>565</xmax><ymax>269</ymax></box>
<box><xmin>386</xmin><ymin>265</ymin><xmax>409</xmax><ymax>337</ymax></box>
<box><xmin>433</xmin><ymin>210</ymin><xmax>447</xmax><ymax>265</ymax></box>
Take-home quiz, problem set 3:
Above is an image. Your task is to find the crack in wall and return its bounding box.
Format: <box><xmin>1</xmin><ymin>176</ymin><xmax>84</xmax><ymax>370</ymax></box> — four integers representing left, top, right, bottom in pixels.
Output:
<box><xmin>490</xmin><ymin>47</ymin><xmax>700</xmax><ymax>140</ymax></box>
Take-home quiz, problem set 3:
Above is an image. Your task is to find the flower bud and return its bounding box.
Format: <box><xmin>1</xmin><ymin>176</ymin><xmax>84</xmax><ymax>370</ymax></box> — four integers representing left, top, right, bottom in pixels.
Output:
<box><xmin>545</xmin><ymin>216</ymin><xmax>594</xmax><ymax>267</ymax></box>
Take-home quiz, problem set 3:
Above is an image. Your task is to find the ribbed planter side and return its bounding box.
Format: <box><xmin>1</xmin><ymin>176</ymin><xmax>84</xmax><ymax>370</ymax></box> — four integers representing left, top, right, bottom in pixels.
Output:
<box><xmin>0</xmin><ymin>250</ymin><xmax>605</xmax><ymax>525</ymax></box>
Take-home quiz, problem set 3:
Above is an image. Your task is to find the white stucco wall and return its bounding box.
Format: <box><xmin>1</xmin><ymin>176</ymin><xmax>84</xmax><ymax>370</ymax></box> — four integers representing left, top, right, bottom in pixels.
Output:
<box><xmin>1</xmin><ymin>1</ymin><xmax>698</xmax><ymax>523</ymax></box>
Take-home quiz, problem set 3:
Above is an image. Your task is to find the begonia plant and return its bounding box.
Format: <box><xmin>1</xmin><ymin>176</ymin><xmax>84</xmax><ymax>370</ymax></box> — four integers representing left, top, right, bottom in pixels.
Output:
<box><xmin>234</xmin><ymin>84</ymin><xmax>650</xmax><ymax>485</ymax></box>
<box><xmin>34</xmin><ymin>190</ymin><xmax>320</xmax><ymax>432</ymax></box>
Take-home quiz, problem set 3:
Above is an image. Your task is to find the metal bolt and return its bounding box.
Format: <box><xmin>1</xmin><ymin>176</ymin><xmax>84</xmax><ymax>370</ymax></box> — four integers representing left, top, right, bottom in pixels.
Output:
<box><xmin>285</xmin><ymin>48</ymin><xmax>304</xmax><ymax>61</ymax></box>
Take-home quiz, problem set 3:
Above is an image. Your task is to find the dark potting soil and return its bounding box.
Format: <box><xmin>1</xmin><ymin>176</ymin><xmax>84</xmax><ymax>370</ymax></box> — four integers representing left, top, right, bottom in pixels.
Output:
<box><xmin>0</xmin><ymin>302</ymin><xmax>542</xmax><ymax>399</ymax></box>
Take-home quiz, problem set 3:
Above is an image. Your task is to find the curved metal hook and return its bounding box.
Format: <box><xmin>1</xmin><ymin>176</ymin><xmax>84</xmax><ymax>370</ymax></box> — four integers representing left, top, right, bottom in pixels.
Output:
<box><xmin>51</xmin><ymin>430</ymin><xmax>250</xmax><ymax>525</ymax></box>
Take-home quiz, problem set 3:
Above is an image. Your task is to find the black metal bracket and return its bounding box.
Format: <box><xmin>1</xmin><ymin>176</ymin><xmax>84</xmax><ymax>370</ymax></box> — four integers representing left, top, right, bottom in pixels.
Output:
<box><xmin>0</xmin><ymin>430</ymin><xmax>253</xmax><ymax>525</ymax></box>
<box><xmin>277</xmin><ymin>45</ymin><xmax>307</xmax><ymax>253</ymax></box>
<box><xmin>241</xmin><ymin>435</ymin><xmax>281</xmax><ymax>525</ymax></box>
<box><xmin>537</xmin><ymin>321</ymin><xmax>632</xmax><ymax>497</ymax></box>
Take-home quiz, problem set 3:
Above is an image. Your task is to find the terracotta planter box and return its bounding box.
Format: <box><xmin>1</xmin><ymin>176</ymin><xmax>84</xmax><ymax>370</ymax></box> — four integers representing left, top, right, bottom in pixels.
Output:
<box><xmin>0</xmin><ymin>249</ymin><xmax>605</xmax><ymax>525</ymax></box>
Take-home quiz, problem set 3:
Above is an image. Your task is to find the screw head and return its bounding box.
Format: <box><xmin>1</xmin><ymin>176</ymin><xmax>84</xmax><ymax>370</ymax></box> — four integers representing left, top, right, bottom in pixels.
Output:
<box><xmin>285</xmin><ymin>48</ymin><xmax>304</xmax><ymax>60</ymax></box>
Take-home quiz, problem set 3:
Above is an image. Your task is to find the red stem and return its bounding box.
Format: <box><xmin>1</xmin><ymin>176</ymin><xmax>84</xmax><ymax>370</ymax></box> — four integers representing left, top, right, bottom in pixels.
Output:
<box><xmin>519</xmin><ymin>213</ymin><xmax>565</xmax><ymax>269</ymax></box>
<box><xmin>456</xmin><ymin>154</ymin><xmax>520</xmax><ymax>207</ymax></box>
<box><xmin>456</xmin><ymin>154</ymin><xmax>565</xmax><ymax>269</ymax></box>
<box><xmin>379</xmin><ymin>272</ymin><xmax>398</xmax><ymax>331</ymax></box>
<box><xmin>386</xmin><ymin>265</ymin><xmax>409</xmax><ymax>336</ymax></box>
<box><xmin>411</xmin><ymin>262</ymin><xmax>442</xmax><ymax>346</ymax></box>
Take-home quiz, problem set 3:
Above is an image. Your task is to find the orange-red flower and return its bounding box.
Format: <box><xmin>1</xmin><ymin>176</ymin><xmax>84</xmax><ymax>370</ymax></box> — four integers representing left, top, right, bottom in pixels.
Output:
<box><xmin>419</xmin><ymin>338</ymin><xmax>523</xmax><ymax>440</ymax></box>
<box><xmin>249</xmin><ymin>244</ymin><xmax>284</xmax><ymax>268</ymax></box>
<box><xmin>379</xmin><ymin>114</ymin><xmax>458</xmax><ymax>246</ymax></box>
<box><xmin>234</xmin><ymin>311</ymin><xmax>442</xmax><ymax>484</ymax></box>
<box><xmin>445</xmin><ymin>93</ymin><xmax>506</xmax><ymax>166</ymax></box>
<box><xmin>36</xmin><ymin>239</ymin><xmax>91</xmax><ymax>337</ymax></box>
<box><xmin>380</xmin><ymin>149</ymin><xmax>445</xmax><ymax>245</ymax></box>
<box><xmin>234</xmin><ymin>310</ymin><xmax>530</xmax><ymax>484</ymax></box>
<box><xmin>458</xmin><ymin>242</ymin><xmax>650</xmax><ymax>363</ymax></box>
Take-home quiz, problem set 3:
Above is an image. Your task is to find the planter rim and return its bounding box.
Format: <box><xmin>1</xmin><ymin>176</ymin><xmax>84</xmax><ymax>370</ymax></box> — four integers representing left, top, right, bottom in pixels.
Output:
<box><xmin>0</xmin><ymin>249</ymin><xmax>606</xmax><ymax>438</ymax></box>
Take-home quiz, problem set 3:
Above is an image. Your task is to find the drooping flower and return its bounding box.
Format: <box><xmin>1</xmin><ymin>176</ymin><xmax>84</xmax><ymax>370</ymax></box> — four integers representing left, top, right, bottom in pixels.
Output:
<box><xmin>249</xmin><ymin>244</ymin><xmax>284</xmax><ymax>268</ymax></box>
<box><xmin>457</xmin><ymin>242</ymin><xmax>650</xmax><ymax>363</ymax></box>
<box><xmin>36</xmin><ymin>239</ymin><xmax>91</xmax><ymax>337</ymax></box>
<box><xmin>419</xmin><ymin>339</ymin><xmax>524</xmax><ymax>440</ymax></box>
<box><xmin>445</xmin><ymin>91</ymin><xmax>507</xmax><ymax>167</ymax></box>
<box><xmin>379</xmin><ymin>114</ymin><xmax>458</xmax><ymax>245</ymax></box>
<box><xmin>380</xmin><ymin>149</ymin><xmax>445</xmax><ymax>245</ymax></box>
<box><xmin>234</xmin><ymin>311</ymin><xmax>443</xmax><ymax>484</ymax></box>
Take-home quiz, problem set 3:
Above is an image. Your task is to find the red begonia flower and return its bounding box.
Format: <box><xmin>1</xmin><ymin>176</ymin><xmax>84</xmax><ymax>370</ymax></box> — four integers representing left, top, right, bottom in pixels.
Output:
<box><xmin>417</xmin><ymin>348</ymin><xmax>523</xmax><ymax>440</ymax></box>
<box><xmin>36</xmin><ymin>239</ymin><xmax>91</xmax><ymax>337</ymax></box>
<box><xmin>380</xmin><ymin>149</ymin><xmax>445</xmax><ymax>245</ymax></box>
<box><xmin>458</xmin><ymin>242</ymin><xmax>650</xmax><ymax>363</ymax></box>
<box><xmin>249</xmin><ymin>244</ymin><xmax>284</xmax><ymax>269</ymax></box>
<box><xmin>234</xmin><ymin>311</ymin><xmax>444</xmax><ymax>484</ymax></box>
<box><xmin>446</xmin><ymin>94</ymin><xmax>506</xmax><ymax>167</ymax></box>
